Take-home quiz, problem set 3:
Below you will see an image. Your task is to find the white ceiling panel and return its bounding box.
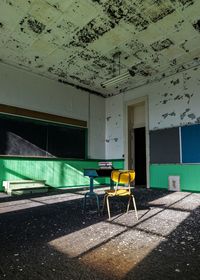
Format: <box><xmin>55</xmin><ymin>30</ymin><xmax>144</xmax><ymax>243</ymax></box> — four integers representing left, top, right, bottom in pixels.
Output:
<box><xmin>0</xmin><ymin>0</ymin><xmax>199</xmax><ymax>97</ymax></box>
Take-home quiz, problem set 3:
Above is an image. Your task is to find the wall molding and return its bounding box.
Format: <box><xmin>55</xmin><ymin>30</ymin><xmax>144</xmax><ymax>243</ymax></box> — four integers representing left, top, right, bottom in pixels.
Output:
<box><xmin>0</xmin><ymin>103</ymin><xmax>87</xmax><ymax>128</ymax></box>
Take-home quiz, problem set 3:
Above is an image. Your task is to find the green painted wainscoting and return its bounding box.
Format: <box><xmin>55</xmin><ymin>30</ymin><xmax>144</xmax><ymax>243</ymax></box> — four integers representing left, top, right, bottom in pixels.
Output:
<box><xmin>150</xmin><ymin>164</ymin><xmax>200</xmax><ymax>192</ymax></box>
<box><xmin>0</xmin><ymin>158</ymin><xmax>124</xmax><ymax>191</ymax></box>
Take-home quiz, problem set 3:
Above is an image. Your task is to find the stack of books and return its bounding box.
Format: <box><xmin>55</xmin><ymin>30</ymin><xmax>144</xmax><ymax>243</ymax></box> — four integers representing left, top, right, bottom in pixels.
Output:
<box><xmin>98</xmin><ymin>162</ymin><xmax>113</xmax><ymax>169</ymax></box>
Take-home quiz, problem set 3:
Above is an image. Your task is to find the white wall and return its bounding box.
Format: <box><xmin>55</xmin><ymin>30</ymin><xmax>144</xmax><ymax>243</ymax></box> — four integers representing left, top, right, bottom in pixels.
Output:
<box><xmin>0</xmin><ymin>62</ymin><xmax>88</xmax><ymax>120</ymax></box>
<box><xmin>105</xmin><ymin>94</ymin><xmax>124</xmax><ymax>159</ymax></box>
<box><xmin>2</xmin><ymin>62</ymin><xmax>200</xmax><ymax>161</ymax></box>
<box><xmin>106</xmin><ymin>65</ymin><xmax>200</xmax><ymax>159</ymax></box>
<box><xmin>88</xmin><ymin>94</ymin><xmax>105</xmax><ymax>159</ymax></box>
<box><xmin>148</xmin><ymin>67</ymin><xmax>200</xmax><ymax>130</ymax></box>
<box><xmin>0</xmin><ymin>62</ymin><xmax>105</xmax><ymax>159</ymax></box>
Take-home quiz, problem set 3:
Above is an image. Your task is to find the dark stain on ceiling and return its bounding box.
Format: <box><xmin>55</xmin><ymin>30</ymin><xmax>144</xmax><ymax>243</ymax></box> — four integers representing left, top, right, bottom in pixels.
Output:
<box><xmin>0</xmin><ymin>0</ymin><xmax>200</xmax><ymax>97</ymax></box>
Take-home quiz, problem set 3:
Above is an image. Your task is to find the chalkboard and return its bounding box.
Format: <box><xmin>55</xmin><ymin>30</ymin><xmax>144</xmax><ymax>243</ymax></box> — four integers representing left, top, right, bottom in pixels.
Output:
<box><xmin>0</xmin><ymin>115</ymin><xmax>86</xmax><ymax>159</ymax></box>
<box><xmin>48</xmin><ymin>124</ymin><xmax>86</xmax><ymax>158</ymax></box>
<box><xmin>150</xmin><ymin>127</ymin><xmax>180</xmax><ymax>163</ymax></box>
<box><xmin>181</xmin><ymin>124</ymin><xmax>200</xmax><ymax>163</ymax></box>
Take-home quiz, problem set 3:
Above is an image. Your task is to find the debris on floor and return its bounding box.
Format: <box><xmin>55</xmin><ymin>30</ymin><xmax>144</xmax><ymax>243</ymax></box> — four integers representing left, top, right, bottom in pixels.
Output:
<box><xmin>0</xmin><ymin>189</ymin><xmax>199</xmax><ymax>280</ymax></box>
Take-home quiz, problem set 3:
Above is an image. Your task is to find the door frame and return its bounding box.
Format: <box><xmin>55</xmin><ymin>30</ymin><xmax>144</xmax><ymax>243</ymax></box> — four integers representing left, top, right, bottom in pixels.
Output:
<box><xmin>124</xmin><ymin>96</ymin><xmax>150</xmax><ymax>188</ymax></box>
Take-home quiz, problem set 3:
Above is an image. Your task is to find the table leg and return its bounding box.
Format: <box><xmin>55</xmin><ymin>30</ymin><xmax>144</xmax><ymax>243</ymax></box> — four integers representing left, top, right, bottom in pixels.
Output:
<box><xmin>83</xmin><ymin>191</ymin><xmax>100</xmax><ymax>215</ymax></box>
<box><xmin>83</xmin><ymin>176</ymin><xmax>100</xmax><ymax>215</ymax></box>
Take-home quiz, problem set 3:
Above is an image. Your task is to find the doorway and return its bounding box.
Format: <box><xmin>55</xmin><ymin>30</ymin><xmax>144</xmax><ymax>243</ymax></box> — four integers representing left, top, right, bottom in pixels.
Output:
<box><xmin>134</xmin><ymin>127</ymin><xmax>146</xmax><ymax>186</ymax></box>
<box><xmin>127</xmin><ymin>100</ymin><xmax>147</xmax><ymax>187</ymax></box>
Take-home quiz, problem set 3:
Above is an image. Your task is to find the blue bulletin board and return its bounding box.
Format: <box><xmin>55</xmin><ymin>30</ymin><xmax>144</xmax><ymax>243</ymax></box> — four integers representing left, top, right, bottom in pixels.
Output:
<box><xmin>181</xmin><ymin>124</ymin><xmax>200</xmax><ymax>163</ymax></box>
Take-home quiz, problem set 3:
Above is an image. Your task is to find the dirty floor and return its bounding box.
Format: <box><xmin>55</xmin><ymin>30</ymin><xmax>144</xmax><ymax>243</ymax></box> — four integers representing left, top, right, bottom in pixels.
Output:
<box><xmin>0</xmin><ymin>188</ymin><xmax>200</xmax><ymax>280</ymax></box>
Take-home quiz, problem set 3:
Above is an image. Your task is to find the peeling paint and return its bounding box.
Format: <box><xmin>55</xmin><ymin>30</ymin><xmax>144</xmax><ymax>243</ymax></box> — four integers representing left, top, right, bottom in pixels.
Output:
<box><xmin>174</xmin><ymin>19</ymin><xmax>185</xmax><ymax>32</ymax></box>
<box><xmin>0</xmin><ymin>0</ymin><xmax>200</xmax><ymax>97</ymax></box>
<box><xmin>149</xmin><ymin>4</ymin><xmax>175</xmax><ymax>23</ymax></box>
<box><xmin>193</xmin><ymin>19</ymin><xmax>200</xmax><ymax>33</ymax></box>
<box><xmin>180</xmin><ymin>40</ymin><xmax>189</xmax><ymax>53</ymax></box>
<box><xmin>161</xmin><ymin>99</ymin><xmax>170</xmax><ymax>104</ymax></box>
<box><xmin>170</xmin><ymin>58</ymin><xmax>177</xmax><ymax>66</ymax></box>
<box><xmin>19</xmin><ymin>16</ymin><xmax>46</xmax><ymax>34</ymax></box>
<box><xmin>127</xmin><ymin>12</ymin><xmax>149</xmax><ymax>31</ymax></box>
<box><xmin>106</xmin><ymin>116</ymin><xmax>111</xmax><ymax>121</ymax></box>
<box><xmin>195</xmin><ymin>117</ymin><xmax>200</xmax><ymax>123</ymax></box>
<box><xmin>180</xmin><ymin>108</ymin><xmax>190</xmax><ymax>120</ymax></box>
<box><xmin>188</xmin><ymin>113</ymin><xmax>196</xmax><ymax>119</ymax></box>
<box><xmin>70</xmin><ymin>75</ymin><xmax>91</xmax><ymax>86</ymax></box>
<box><xmin>170</xmin><ymin>0</ymin><xmax>194</xmax><ymax>8</ymax></box>
<box><xmin>180</xmin><ymin>0</ymin><xmax>194</xmax><ymax>6</ymax></box>
<box><xmin>27</xmin><ymin>19</ymin><xmax>45</xmax><ymax>34</ymax></box>
<box><xmin>105</xmin><ymin>0</ymin><xmax>128</xmax><ymax>24</ymax></box>
<box><xmin>151</xmin><ymin>39</ymin><xmax>174</xmax><ymax>52</ymax></box>
<box><xmin>171</xmin><ymin>78</ymin><xmax>180</xmax><ymax>85</ymax></box>
<box><xmin>162</xmin><ymin>112</ymin><xmax>176</xmax><ymax>119</ymax></box>
<box><xmin>91</xmin><ymin>0</ymin><xmax>101</xmax><ymax>3</ymax></box>
<box><xmin>174</xmin><ymin>95</ymin><xmax>183</xmax><ymax>100</ymax></box>
<box><xmin>70</xmin><ymin>17</ymin><xmax>115</xmax><ymax>47</ymax></box>
<box><xmin>179</xmin><ymin>0</ymin><xmax>194</xmax><ymax>7</ymax></box>
<box><xmin>184</xmin><ymin>93</ymin><xmax>193</xmax><ymax>104</ymax></box>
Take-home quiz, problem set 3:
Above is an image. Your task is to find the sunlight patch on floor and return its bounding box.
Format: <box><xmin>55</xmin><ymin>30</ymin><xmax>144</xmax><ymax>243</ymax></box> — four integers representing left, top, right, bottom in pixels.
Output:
<box><xmin>49</xmin><ymin>220</ymin><xmax>125</xmax><ymax>258</ymax></box>
<box><xmin>0</xmin><ymin>193</ymin><xmax>83</xmax><ymax>214</ymax></box>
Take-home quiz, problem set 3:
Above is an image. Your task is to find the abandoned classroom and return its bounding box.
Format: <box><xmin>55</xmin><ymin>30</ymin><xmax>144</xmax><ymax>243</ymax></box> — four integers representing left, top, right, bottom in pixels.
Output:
<box><xmin>0</xmin><ymin>1</ymin><xmax>200</xmax><ymax>280</ymax></box>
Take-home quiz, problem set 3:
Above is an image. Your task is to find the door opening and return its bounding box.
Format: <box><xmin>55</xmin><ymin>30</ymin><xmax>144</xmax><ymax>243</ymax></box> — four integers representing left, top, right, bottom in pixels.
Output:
<box><xmin>134</xmin><ymin>127</ymin><xmax>146</xmax><ymax>186</ymax></box>
<box><xmin>127</xmin><ymin>101</ymin><xmax>147</xmax><ymax>187</ymax></box>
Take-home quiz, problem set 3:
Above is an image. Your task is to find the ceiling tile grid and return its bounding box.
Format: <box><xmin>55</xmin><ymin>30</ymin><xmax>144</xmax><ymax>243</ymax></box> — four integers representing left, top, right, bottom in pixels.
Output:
<box><xmin>0</xmin><ymin>0</ymin><xmax>200</xmax><ymax>97</ymax></box>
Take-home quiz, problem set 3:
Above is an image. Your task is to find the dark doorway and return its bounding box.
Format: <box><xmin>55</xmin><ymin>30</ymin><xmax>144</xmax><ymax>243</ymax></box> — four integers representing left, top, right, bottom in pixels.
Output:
<box><xmin>134</xmin><ymin>127</ymin><xmax>146</xmax><ymax>186</ymax></box>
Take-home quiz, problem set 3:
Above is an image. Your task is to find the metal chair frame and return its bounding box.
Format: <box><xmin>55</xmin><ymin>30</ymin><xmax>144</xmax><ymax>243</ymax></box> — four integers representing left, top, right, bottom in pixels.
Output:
<box><xmin>102</xmin><ymin>170</ymin><xmax>138</xmax><ymax>220</ymax></box>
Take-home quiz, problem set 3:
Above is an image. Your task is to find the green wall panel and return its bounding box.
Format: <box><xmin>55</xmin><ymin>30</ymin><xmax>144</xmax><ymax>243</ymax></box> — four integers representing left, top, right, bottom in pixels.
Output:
<box><xmin>150</xmin><ymin>164</ymin><xmax>200</xmax><ymax>192</ymax></box>
<box><xmin>0</xmin><ymin>158</ymin><xmax>124</xmax><ymax>191</ymax></box>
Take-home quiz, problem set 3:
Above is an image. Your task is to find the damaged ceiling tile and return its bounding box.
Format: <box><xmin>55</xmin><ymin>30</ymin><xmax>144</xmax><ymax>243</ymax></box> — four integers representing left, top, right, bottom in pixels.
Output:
<box><xmin>0</xmin><ymin>0</ymin><xmax>200</xmax><ymax>97</ymax></box>
<box><xmin>151</xmin><ymin>38</ymin><xmax>174</xmax><ymax>52</ymax></box>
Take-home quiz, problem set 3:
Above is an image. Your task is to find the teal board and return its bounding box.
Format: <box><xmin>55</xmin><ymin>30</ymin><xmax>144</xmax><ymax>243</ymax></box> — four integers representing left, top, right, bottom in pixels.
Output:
<box><xmin>0</xmin><ymin>158</ymin><xmax>124</xmax><ymax>191</ymax></box>
<box><xmin>150</xmin><ymin>164</ymin><xmax>200</xmax><ymax>192</ymax></box>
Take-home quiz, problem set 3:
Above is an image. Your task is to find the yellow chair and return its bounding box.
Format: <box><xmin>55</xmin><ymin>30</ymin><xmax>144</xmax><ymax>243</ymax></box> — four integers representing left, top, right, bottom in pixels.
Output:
<box><xmin>102</xmin><ymin>170</ymin><xmax>138</xmax><ymax>220</ymax></box>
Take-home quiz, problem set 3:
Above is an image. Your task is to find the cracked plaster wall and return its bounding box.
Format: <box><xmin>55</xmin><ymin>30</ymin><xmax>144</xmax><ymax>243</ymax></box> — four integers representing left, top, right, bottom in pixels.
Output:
<box><xmin>106</xmin><ymin>65</ymin><xmax>200</xmax><ymax>159</ymax></box>
<box><xmin>148</xmin><ymin>66</ymin><xmax>200</xmax><ymax>130</ymax></box>
<box><xmin>0</xmin><ymin>63</ymin><xmax>105</xmax><ymax>159</ymax></box>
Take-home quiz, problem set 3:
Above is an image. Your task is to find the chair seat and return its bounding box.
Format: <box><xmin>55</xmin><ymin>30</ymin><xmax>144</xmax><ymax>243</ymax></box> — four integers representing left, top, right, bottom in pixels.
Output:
<box><xmin>102</xmin><ymin>170</ymin><xmax>138</xmax><ymax>220</ymax></box>
<box><xmin>105</xmin><ymin>189</ymin><xmax>131</xmax><ymax>196</ymax></box>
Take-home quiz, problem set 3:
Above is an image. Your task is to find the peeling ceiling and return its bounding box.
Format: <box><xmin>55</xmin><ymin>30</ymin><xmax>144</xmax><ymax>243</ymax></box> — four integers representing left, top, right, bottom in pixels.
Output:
<box><xmin>0</xmin><ymin>0</ymin><xmax>200</xmax><ymax>97</ymax></box>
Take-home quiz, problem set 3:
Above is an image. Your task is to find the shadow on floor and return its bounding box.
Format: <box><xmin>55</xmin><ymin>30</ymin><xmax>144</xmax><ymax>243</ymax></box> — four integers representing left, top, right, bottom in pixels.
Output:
<box><xmin>0</xmin><ymin>189</ymin><xmax>199</xmax><ymax>280</ymax></box>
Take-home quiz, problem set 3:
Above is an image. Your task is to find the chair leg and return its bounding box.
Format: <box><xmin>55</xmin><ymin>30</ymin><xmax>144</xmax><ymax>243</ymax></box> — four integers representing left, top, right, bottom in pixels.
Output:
<box><xmin>127</xmin><ymin>196</ymin><xmax>131</xmax><ymax>213</ymax></box>
<box><xmin>132</xmin><ymin>195</ymin><xmax>138</xmax><ymax>220</ymax></box>
<box><xmin>106</xmin><ymin>195</ymin><xmax>111</xmax><ymax>220</ymax></box>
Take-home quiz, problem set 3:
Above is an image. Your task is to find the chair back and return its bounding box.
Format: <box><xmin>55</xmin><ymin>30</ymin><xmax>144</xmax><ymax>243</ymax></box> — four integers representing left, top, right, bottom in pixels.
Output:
<box><xmin>111</xmin><ymin>170</ymin><xmax>135</xmax><ymax>192</ymax></box>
